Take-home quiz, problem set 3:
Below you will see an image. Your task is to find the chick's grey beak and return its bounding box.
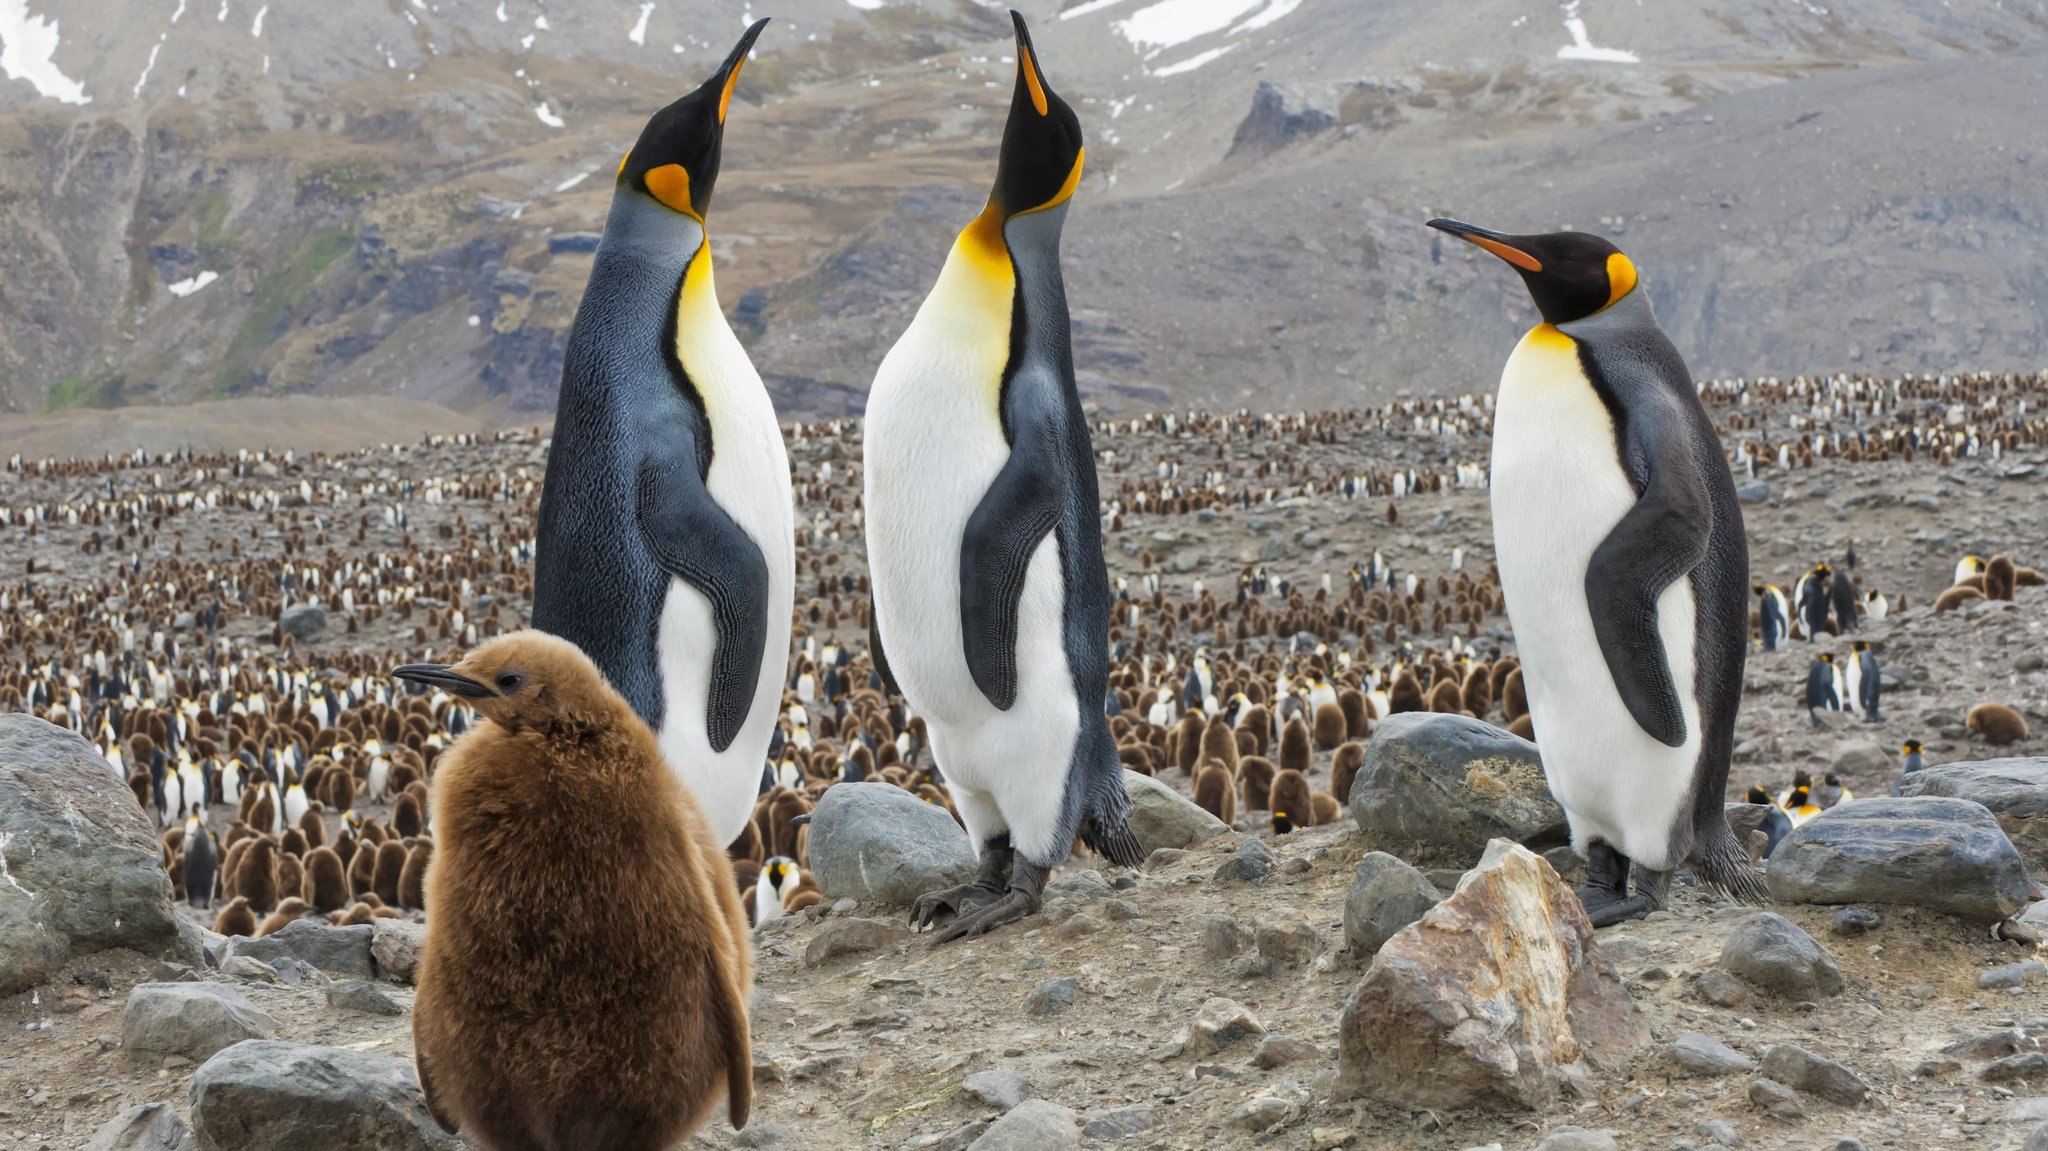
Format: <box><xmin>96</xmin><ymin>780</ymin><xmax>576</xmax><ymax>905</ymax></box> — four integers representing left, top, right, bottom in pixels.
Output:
<box><xmin>391</xmin><ymin>664</ymin><xmax>494</xmax><ymax>700</ymax></box>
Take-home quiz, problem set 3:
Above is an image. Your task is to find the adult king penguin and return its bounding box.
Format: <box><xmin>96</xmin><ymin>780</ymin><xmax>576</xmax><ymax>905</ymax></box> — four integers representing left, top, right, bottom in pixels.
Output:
<box><xmin>1428</xmin><ymin>218</ymin><xmax>1766</xmax><ymax>925</ymax></box>
<box><xmin>863</xmin><ymin>11</ymin><xmax>1143</xmax><ymax>941</ymax></box>
<box><xmin>529</xmin><ymin>21</ymin><xmax>793</xmax><ymax>850</ymax></box>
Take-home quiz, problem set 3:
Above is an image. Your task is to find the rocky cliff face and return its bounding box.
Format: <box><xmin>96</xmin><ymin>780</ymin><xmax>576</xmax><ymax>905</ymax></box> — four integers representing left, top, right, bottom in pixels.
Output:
<box><xmin>2</xmin><ymin>0</ymin><xmax>2045</xmax><ymax>419</ymax></box>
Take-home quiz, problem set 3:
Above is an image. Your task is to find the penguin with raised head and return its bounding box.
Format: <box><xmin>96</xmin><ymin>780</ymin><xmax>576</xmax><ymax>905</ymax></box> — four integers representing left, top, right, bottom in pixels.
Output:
<box><xmin>527</xmin><ymin>19</ymin><xmax>792</xmax><ymax>851</ymax></box>
<box><xmin>1828</xmin><ymin>563</ymin><xmax>1859</xmax><ymax>631</ymax></box>
<box><xmin>863</xmin><ymin>12</ymin><xmax>1143</xmax><ymax>942</ymax></box>
<box><xmin>1429</xmin><ymin>218</ymin><xmax>1765</xmax><ymax>924</ymax></box>
<box><xmin>1888</xmin><ymin>738</ymin><xmax>1924</xmax><ymax>796</ymax></box>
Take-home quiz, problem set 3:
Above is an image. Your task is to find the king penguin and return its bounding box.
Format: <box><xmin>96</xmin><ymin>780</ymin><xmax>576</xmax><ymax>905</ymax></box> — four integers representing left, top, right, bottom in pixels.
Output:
<box><xmin>1428</xmin><ymin>218</ymin><xmax>1766</xmax><ymax>925</ymax></box>
<box><xmin>528</xmin><ymin>20</ymin><xmax>794</xmax><ymax>850</ymax></box>
<box><xmin>862</xmin><ymin>11</ymin><xmax>1143</xmax><ymax>942</ymax></box>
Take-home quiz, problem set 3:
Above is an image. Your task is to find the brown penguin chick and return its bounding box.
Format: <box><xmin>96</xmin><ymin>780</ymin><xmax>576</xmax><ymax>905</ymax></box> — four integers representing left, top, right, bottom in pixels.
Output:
<box><xmin>393</xmin><ymin>790</ymin><xmax>425</xmax><ymax>839</ymax></box>
<box><xmin>1501</xmin><ymin>669</ymin><xmax>1529</xmax><ymax>723</ymax></box>
<box><xmin>1311</xmin><ymin>703</ymin><xmax>1347</xmax><ymax>750</ymax></box>
<box><xmin>1198</xmin><ymin>715</ymin><xmax>1240</xmax><ymax>775</ymax></box>
<box><xmin>257</xmin><ymin>897</ymin><xmax>310</xmax><ymax>937</ymax></box>
<box><xmin>766</xmin><ymin>791</ymin><xmax>811</xmax><ymax>860</ymax></box>
<box><xmin>371</xmin><ymin>839</ymin><xmax>409</xmax><ymax>907</ymax></box>
<box><xmin>1388</xmin><ymin>670</ymin><xmax>1425</xmax><ymax>713</ymax></box>
<box><xmin>1508</xmin><ymin>714</ymin><xmax>1536</xmax><ymax>742</ymax></box>
<box><xmin>2015</xmin><ymin>565</ymin><xmax>2046</xmax><ymax>588</ymax></box>
<box><xmin>334</xmin><ymin>902</ymin><xmax>378</xmax><ymax>927</ymax></box>
<box><xmin>1116</xmin><ymin>742</ymin><xmax>1155</xmax><ymax>776</ymax></box>
<box><xmin>1266</xmin><ymin>769</ymin><xmax>1313</xmax><ymax>834</ymax></box>
<box><xmin>1236</xmin><ymin>756</ymin><xmax>1276</xmax><ymax>813</ymax></box>
<box><xmin>302</xmin><ymin>846</ymin><xmax>350</xmax><ymax>913</ymax></box>
<box><xmin>1171</xmin><ymin>713</ymin><xmax>1206</xmax><ymax>774</ymax></box>
<box><xmin>348</xmin><ymin>837</ymin><xmax>379</xmax><ymax>896</ymax></box>
<box><xmin>727</xmin><ymin>819</ymin><xmax>764</xmax><ymax>865</ymax></box>
<box><xmin>1985</xmin><ymin>555</ymin><xmax>2017</xmax><ymax>601</ymax></box>
<box><xmin>1426</xmin><ymin>678</ymin><xmax>1463</xmax><ymax>714</ymax></box>
<box><xmin>274</xmin><ymin>853</ymin><xmax>304</xmax><ymax>907</ymax></box>
<box><xmin>1278</xmin><ymin>716</ymin><xmax>1312</xmax><ymax>777</ymax></box>
<box><xmin>280</xmin><ymin>827</ymin><xmax>308</xmax><ymax>858</ymax></box>
<box><xmin>213</xmin><ymin>896</ymin><xmax>257</xmax><ymax>938</ymax></box>
<box><xmin>1460</xmin><ymin>664</ymin><xmax>1493</xmax><ymax>717</ymax></box>
<box><xmin>1192</xmin><ymin>761</ymin><xmax>1237</xmax><ymax>825</ymax></box>
<box><xmin>1337</xmin><ymin>689</ymin><xmax>1370</xmax><ymax>740</ymax></box>
<box><xmin>235</xmin><ymin>838</ymin><xmax>280</xmax><ymax>914</ymax></box>
<box><xmin>1966</xmin><ymin>702</ymin><xmax>2030</xmax><ymax>746</ymax></box>
<box><xmin>1309</xmin><ymin>791</ymin><xmax>1341</xmax><ymax>826</ymax></box>
<box><xmin>783</xmin><ymin>888</ymin><xmax>823</xmax><ymax>915</ymax></box>
<box><xmin>323</xmin><ymin>767</ymin><xmax>356</xmax><ymax>813</ymax></box>
<box><xmin>398</xmin><ymin>630</ymin><xmax>753</xmax><ymax>1146</ymax></box>
<box><xmin>398</xmin><ymin>840</ymin><xmax>434</xmax><ymax>911</ymax></box>
<box><xmin>1329</xmin><ymin>742</ymin><xmax>1366</xmax><ymax>806</ymax></box>
<box><xmin>298</xmin><ymin>806</ymin><xmax>326</xmax><ymax>849</ymax></box>
<box><xmin>731</xmin><ymin>858</ymin><xmax>761</xmax><ymax>898</ymax></box>
<box><xmin>1933</xmin><ymin>585</ymin><xmax>1984</xmax><ymax>613</ymax></box>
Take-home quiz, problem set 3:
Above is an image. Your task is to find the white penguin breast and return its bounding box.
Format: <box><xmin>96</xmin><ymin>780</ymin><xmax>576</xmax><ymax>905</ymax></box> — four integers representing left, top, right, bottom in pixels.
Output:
<box><xmin>861</xmin><ymin>236</ymin><xmax>1082</xmax><ymax>860</ymax></box>
<box><xmin>1489</xmin><ymin>327</ymin><xmax>1701</xmax><ymax>870</ymax></box>
<box><xmin>653</xmin><ymin>245</ymin><xmax>796</xmax><ymax>849</ymax></box>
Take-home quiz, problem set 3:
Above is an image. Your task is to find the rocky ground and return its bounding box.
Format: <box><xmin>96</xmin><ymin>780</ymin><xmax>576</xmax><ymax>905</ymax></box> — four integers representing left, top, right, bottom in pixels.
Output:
<box><xmin>2</xmin><ymin>373</ymin><xmax>2046</xmax><ymax>1151</ymax></box>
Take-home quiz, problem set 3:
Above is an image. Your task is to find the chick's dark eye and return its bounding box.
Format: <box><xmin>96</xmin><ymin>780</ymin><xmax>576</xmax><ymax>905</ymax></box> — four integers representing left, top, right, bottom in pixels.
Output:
<box><xmin>495</xmin><ymin>673</ymin><xmax>524</xmax><ymax>691</ymax></box>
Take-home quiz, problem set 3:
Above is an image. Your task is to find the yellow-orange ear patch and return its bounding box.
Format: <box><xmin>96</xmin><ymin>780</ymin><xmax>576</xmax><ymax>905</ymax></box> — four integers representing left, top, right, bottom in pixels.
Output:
<box><xmin>1605</xmin><ymin>252</ymin><xmax>1638</xmax><ymax>306</ymax></box>
<box><xmin>644</xmin><ymin>163</ymin><xmax>694</xmax><ymax>216</ymax></box>
<box><xmin>1020</xmin><ymin>46</ymin><xmax>1049</xmax><ymax>116</ymax></box>
<box><xmin>617</xmin><ymin>150</ymin><xmax>631</xmax><ymax>178</ymax></box>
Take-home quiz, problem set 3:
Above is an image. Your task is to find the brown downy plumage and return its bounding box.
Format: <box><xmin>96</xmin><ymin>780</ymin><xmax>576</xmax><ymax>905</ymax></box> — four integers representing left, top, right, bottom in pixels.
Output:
<box><xmin>1501</xmin><ymin>669</ymin><xmax>1529</xmax><ymax>723</ymax></box>
<box><xmin>398</xmin><ymin>840</ymin><xmax>433</xmax><ymax>911</ymax></box>
<box><xmin>1309</xmin><ymin>791</ymin><xmax>1341</xmax><ymax>826</ymax></box>
<box><xmin>1427</xmin><ymin>678</ymin><xmax>1463</xmax><ymax>714</ymax></box>
<box><xmin>1934</xmin><ymin>585</ymin><xmax>1984</xmax><ymax>613</ymax></box>
<box><xmin>348</xmin><ymin>838</ymin><xmax>379</xmax><ymax>896</ymax></box>
<box><xmin>1278</xmin><ymin>716</ymin><xmax>1312</xmax><ymax>777</ymax></box>
<box><xmin>1116</xmin><ymin>742</ymin><xmax>1155</xmax><ymax>776</ymax></box>
<box><xmin>1266</xmin><ymin>768</ymin><xmax>1313</xmax><ymax>834</ymax></box>
<box><xmin>1329</xmin><ymin>742</ymin><xmax>1366</xmax><ymax>806</ymax></box>
<box><xmin>1388</xmin><ymin>670</ymin><xmax>1425</xmax><ymax>713</ymax></box>
<box><xmin>1985</xmin><ymin>555</ymin><xmax>2017</xmax><ymax>601</ymax></box>
<box><xmin>235</xmin><ymin>838</ymin><xmax>280</xmax><ymax>914</ymax></box>
<box><xmin>298</xmin><ymin>806</ymin><xmax>326</xmax><ymax>849</ymax></box>
<box><xmin>1171</xmin><ymin>714</ymin><xmax>1206</xmax><ymax>774</ymax></box>
<box><xmin>400</xmin><ymin>629</ymin><xmax>752</xmax><ymax>1147</ymax></box>
<box><xmin>1236</xmin><ymin>756</ymin><xmax>1276</xmax><ymax>813</ymax></box>
<box><xmin>393</xmin><ymin>791</ymin><xmax>425</xmax><ymax>839</ymax></box>
<box><xmin>333</xmin><ymin>902</ymin><xmax>378</xmax><ymax>927</ymax></box>
<box><xmin>302</xmin><ymin>847</ymin><xmax>350</xmax><ymax>913</ymax></box>
<box><xmin>213</xmin><ymin>896</ymin><xmax>257</xmax><ymax>938</ymax></box>
<box><xmin>1460</xmin><ymin>664</ymin><xmax>1493</xmax><ymax>717</ymax></box>
<box><xmin>1198</xmin><ymin>715</ymin><xmax>1240</xmax><ymax>775</ymax></box>
<box><xmin>1508</xmin><ymin>714</ymin><xmax>1536</xmax><ymax>742</ymax></box>
<box><xmin>371</xmin><ymin>840</ymin><xmax>409</xmax><ymax>907</ymax></box>
<box><xmin>257</xmin><ymin>897</ymin><xmax>310</xmax><ymax>937</ymax></box>
<box><xmin>1966</xmin><ymin>702</ymin><xmax>2030</xmax><ymax>746</ymax></box>
<box><xmin>1236</xmin><ymin>705</ymin><xmax>1271</xmax><ymax>757</ymax></box>
<box><xmin>274</xmin><ymin>854</ymin><xmax>304</xmax><ymax>907</ymax></box>
<box><xmin>1193</xmin><ymin>761</ymin><xmax>1237</xmax><ymax>825</ymax></box>
<box><xmin>1337</xmin><ymin>689</ymin><xmax>1370</xmax><ymax>740</ymax></box>
<box><xmin>1311</xmin><ymin>703</ymin><xmax>1347</xmax><ymax>750</ymax></box>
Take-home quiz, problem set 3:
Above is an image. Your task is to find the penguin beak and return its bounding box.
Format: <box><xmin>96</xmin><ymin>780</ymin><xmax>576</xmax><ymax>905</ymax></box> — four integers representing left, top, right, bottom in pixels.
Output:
<box><xmin>1426</xmin><ymin>218</ymin><xmax>1542</xmax><ymax>271</ymax></box>
<box><xmin>986</xmin><ymin>10</ymin><xmax>1083</xmax><ymax>220</ymax></box>
<box><xmin>391</xmin><ymin>664</ymin><xmax>494</xmax><ymax>700</ymax></box>
<box><xmin>709</xmin><ymin>17</ymin><xmax>769</xmax><ymax>127</ymax></box>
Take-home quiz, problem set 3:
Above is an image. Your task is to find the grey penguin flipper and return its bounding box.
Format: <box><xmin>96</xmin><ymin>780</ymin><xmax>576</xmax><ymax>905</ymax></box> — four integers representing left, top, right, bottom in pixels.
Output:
<box><xmin>870</xmin><ymin>596</ymin><xmax>900</xmax><ymax>697</ymax></box>
<box><xmin>959</xmin><ymin>421</ymin><xmax>1062</xmax><ymax>712</ymax></box>
<box><xmin>635</xmin><ymin>407</ymin><xmax>769</xmax><ymax>752</ymax></box>
<box><xmin>1584</xmin><ymin>445</ymin><xmax>1711</xmax><ymax>749</ymax></box>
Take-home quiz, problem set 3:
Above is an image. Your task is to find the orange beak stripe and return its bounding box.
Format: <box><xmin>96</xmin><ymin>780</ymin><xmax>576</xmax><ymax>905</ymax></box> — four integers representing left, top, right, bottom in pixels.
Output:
<box><xmin>1467</xmin><ymin>234</ymin><xmax>1542</xmax><ymax>272</ymax></box>
<box><xmin>718</xmin><ymin>55</ymin><xmax>747</xmax><ymax>123</ymax></box>
<box><xmin>1020</xmin><ymin>45</ymin><xmax>1049</xmax><ymax>116</ymax></box>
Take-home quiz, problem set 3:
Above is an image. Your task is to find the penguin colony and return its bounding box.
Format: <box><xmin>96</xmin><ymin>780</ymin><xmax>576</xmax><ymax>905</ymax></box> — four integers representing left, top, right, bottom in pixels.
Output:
<box><xmin>5</xmin><ymin>13</ymin><xmax>2048</xmax><ymax>1142</ymax></box>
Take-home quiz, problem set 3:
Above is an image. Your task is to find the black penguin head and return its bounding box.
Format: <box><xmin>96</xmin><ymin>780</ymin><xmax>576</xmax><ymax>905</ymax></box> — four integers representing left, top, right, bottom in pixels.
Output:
<box><xmin>1425</xmin><ymin>219</ymin><xmax>1639</xmax><ymax>325</ymax></box>
<box><xmin>1852</xmin><ymin>640</ymin><xmax>1869</xmax><ymax>653</ymax></box>
<box><xmin>985</xmin><ymin>11</ymin><xmax>1083</xmax><ymax>221</ymax></box>
<box><xmin>616</xmin><ymin>19</ymin><xmax>769</xmax><ymax>221</ymax></box>
<box><xmin>1271</xmin><ymin>810</ymin><xmax>1295</xmax><ymax>835</ymax></box>
<box><xmin>1902</xmin><ymin>739</ymin><xmax>1922</xmax><ymax>755</ymax></box>
<box><xmin>1818</xmin><ymin>653</ymin><xmax>1834</xmax><ymax>665</ymax></box>
<box><xmin>1745</xmin><ymin>785</ymin><xmax>1771</xmax><ymax>805</ymax></box>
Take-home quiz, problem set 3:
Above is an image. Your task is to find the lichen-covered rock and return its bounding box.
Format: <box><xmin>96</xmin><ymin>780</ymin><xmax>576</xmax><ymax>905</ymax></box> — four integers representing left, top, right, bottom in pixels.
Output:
<box><xmin>1898</xmin><ymin>757</ymin><xmax>2048</xmax><ymax>879</ymax></box>
<box><xmin>0</xmin><ymin>714</ymin><xmax>185</xmax><ymax>995</ymax></box>
<box><xmin>1334</xmin><ymin>839</ymin><xmax>1643</xmax><ymax>1109</ymax></box>
<box><xmin>1767</xmin><ymin>796</ymin><xmax>2032</xmax><ymax>921</ymax></box>
<box><xmin>1348</xmin><ymin>714</ymin><xmax>1567</xmax><ymax>867</ymax></box>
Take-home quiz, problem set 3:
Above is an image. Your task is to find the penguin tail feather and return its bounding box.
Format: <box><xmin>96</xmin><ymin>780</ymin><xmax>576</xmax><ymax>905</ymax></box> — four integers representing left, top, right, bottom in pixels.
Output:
<box><xmin>1691</xmin><ymin>821</ymin><xmax>1770</xmax><ymax>905</ymax></box>
<box><xmin>1081</xmin><ymin>817</ymin><xmax>1146</xmax><ymax>869</ymax></box>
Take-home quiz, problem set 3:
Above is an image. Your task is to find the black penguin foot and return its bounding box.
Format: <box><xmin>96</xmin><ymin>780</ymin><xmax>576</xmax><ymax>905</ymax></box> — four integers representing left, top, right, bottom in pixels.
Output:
<box><xmin>1581</xmin><ymin>892</ymin><xmax>1657</xmax><ymax>927</ymax></box>
<box><xmin>1575</xmin><ymin>842</ymin><xmax>1668</xmax><ymax>927</ymax></box>
<box><xmin>911</xmin><ymin>833</ymin><xmax>1014</xmax><ymax>932</ymax></box>
<box><xmin>927</xmin><ymin>858</ymin><xmax>1051</xmax><ymax>945</ymax></box>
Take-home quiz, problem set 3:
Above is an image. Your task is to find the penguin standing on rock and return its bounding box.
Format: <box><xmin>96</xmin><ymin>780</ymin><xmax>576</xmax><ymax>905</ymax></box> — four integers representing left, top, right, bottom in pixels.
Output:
<box><xmin>1429</xmin><ymin>219</ymin><xmax>1766</xmax><ymax>925</ymax></box>
<box><xmin>528</xmin><ymin>20</ymin><xmax>793</xmax><ymax>852</ymax></box>
<box><xmin>863</xmin><ymin>12</ymin><xmax>1144</xmax><ymax>943</ymax></box>
<box><xmin>396</xmin><ymin>631</ymin><xmax>753</xmax><ymax>1149</ymax></box>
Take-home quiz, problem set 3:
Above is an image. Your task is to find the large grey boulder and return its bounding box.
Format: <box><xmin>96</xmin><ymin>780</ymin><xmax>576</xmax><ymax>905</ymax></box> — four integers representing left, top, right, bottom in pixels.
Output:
<box><xmin>279</xmin><ymin>603</ymin><xmax>328</xmax><ymax>642</ymax></box>
<box><xmin>123</xmin><ymin>982</ymin><xmax>279</xmax><ymax>1061</ymax></box>
<box><xmin>82</xmin><ymin>1103</ymin><xmax>188</xmax><ymax>1151</ymax></box>
<box><xmin>370</xmin><ymin>918</ymin><xmax>426</xmax><ymax>984</ymax></box>
<box><xmin>1767</xmin><ymin>796</ymin><xmax>2032</xmax><ymax>921</ymax></box>
<box><xmin>1123</xmin><ymin>769</ymin><xmax>1228</xmax><ymax>855</ymax></box>
<box><xmin>807</xmin><ymin>782</ymin><xmax>976</xmax><ymax>906</ymax></box>
<box><xmin>0</xmin><ymin>714</ymin><xmax>184</xmax><ymax>995</ymax></box>
<box><xmin>1335</xmin><ymin>840</ymin><xmax>1642</xmax><ymax>1109</ymax></box>
<box><xmin>1343</xmin><ymin>851</ymin><xmax>1440</xmax><ymax>956</ymax></box>
<box><xmin>189</xmin><ymin>1040</ymin><xmax>462</xmax><ymax>1151</ymax></box>
<box><xmin>1899</xmin><ymin>757</ymin><xmax>2048</xmax><ymax>878</ymax></box>
<box><xmin>221</xmin><ymin>919</ymin><xmax>374</xmax><ymax>979</ymax></box>
<box><xmin>1348</xmin><ymin>713</ymin><xmax>1567</xmax><ymax>867</ymax></box>
<box><xmin>966</xmin><ymin>1099</ymin><xmax>1081</xmax><ymax>1151</ymax></box>
<box><xmin>1228</xmin><ymin>80</ymin><xmax>1336</xmax><ymax>156</ymax></box>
